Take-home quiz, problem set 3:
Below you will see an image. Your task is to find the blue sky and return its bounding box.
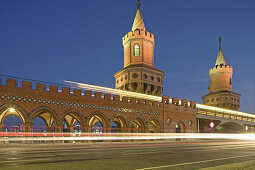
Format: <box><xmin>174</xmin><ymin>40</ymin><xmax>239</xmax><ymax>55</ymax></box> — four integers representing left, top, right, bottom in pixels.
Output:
<box><xmin>0</xmin><ymin>0</ymin><xmax>254</xmax><ymax>113</ymax></box>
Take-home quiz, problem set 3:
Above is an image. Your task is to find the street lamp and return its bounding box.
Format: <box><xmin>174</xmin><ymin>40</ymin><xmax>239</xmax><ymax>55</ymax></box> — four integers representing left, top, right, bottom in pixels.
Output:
<box><xmin>9</xmin><ymin>108</ymin><xmax>15</xmax><ymax>113</ymax></box>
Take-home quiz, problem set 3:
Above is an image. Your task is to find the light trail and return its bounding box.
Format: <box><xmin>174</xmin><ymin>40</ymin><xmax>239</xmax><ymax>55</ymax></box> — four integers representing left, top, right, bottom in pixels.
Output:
<box><xmin>2</xmin><ymin>133</ymin><xmax>255</xmax><ymax>142</ymax></box>
<box><xmin>196</xmin><ymin>103</ymin><xmax>255</xmax><ymax>118</ymax></box>
<box><xmin>64</xmin><ymin>80</ymin><xmax>162</xmax><ymax>102</ymax></box>
<box><xmin>64</xmin><ymin>80</ymin><xmax>255</xmax><ymax>119</ymax></box>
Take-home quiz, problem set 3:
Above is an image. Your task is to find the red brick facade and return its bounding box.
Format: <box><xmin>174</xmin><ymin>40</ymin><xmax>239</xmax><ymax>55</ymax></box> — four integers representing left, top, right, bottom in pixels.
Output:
<box><xmin>0</xmin><ymin>78</ymin><xmax>197</xmax><ymax>133</ymax></box>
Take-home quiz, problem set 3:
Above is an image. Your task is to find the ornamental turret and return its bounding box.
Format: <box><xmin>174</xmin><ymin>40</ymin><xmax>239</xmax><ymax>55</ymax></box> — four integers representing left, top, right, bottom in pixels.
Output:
<box><xmin>203</xmin><ymin>37</ymin><xmax>240</xmax><ymax>110</ymax></box>
<box><xmin>114</xmin><ymin>0</ymin><xmax>164</xmax><ymax>96</ymax></box>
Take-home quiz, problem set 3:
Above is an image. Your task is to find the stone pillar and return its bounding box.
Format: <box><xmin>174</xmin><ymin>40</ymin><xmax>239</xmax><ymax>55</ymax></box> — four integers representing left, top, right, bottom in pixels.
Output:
<box><xmin>145</xmin><ymin>84</ymin><xmax>151</xmax><ymax>94</ymax></box>
<box><xmin>136</xmin><ymin>83</ymin><xmax>144</xmax><ymax>93</ymax></box>
<box><xmin>55</xmin><ymin>120</ymin><xmax>63</xmax><ymax>143</ymax></box>
<box><xmin>151</xmin><ymin>86</ymin><xmax>158</xmax><ymax>96</ymax></box>
<box><xmin>56</xmin><ymin>120</ymin><xmax>63</xmax><ymax>133</ymax></box>
<box><xmin>23</xmin><ymin>121</ymin><xmax>33</xmax><ymax>144</ymax></box>
<box><xmin>23</xmin><ymin>122</ymin><xmax>33</xmax><ymax>133</ymax></box>
<box><xmin>46</xmin><ymin>126</ymin><xmax>52</xmax><ymax>132</ymax></box>
<box><xmin>0</xmin><ymin>123</ymin><xmax>3</xmax><ymax>133</ymax></box>
<box><xmin>0</xmin><ymin>123</ymin><xmax>3</xmax><ymax>144</ymax></box>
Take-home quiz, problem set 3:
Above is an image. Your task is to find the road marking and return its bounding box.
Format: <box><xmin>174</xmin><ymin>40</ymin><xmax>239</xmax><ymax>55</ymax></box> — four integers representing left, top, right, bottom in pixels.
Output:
<box><xmin>136</xmin><ymin>153</ymin><xmax>255</xmax><ymax>170</ymax></box>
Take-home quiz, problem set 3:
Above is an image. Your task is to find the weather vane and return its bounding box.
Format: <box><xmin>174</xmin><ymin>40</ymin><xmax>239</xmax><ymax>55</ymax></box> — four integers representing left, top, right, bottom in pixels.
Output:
<box><xmin>219</xmin><ymin>37</ymin><xmax>222</xmax><ymax>50</ymax></box>
<box><xmin>137</xmin><ymin>0</ymin><xmax>141</xmax><ymax>8</ymax></box>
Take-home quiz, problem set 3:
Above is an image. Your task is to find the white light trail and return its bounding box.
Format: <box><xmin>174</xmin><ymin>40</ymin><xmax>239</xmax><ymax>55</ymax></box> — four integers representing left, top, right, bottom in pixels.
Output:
<box><xmin>64</xmin><ymin>81</ymin><xmax>255</xmax><ymax>119</ymax></box>
<box><xmin>64</xmin><ymin>80</ymin><xmax>162</xmax><ymax>102</ymax></box>
<box><xmin>196</xmin><ymin>104</ymin><xmax>255</xmax><ymax>118</ymax></box>
<box><xmin>2</xmin><ymin>133</ymin><xmax>255</xmax><ymax>142</ymax></box>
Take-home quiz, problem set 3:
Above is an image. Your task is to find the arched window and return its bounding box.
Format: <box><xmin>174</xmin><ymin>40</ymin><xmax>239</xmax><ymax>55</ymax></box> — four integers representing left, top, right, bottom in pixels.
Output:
<box><xmin>134</xmin><ymin>44</ymin><xmax>140</xmax><ymax>56</ymax></box>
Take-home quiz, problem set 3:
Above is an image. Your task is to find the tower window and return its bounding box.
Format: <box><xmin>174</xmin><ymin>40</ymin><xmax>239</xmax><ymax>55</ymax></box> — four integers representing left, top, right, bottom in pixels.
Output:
<box><xmin>134</xmin><ymin>44</ymin><xmax>140</xmax><ymax>56</ymax></box>
<box><xmin>157</xmin><ymin>77</ymin><xmax>161</xmax><ymax>82</ymax></box>
<box><xmin>132</xmin><ymin>73</ymin><xmax>138</xmax><ymax>78</ymax></box>
<box><xmin>230</xmin><ymin>78</ymin><xmax>232</xmax><ymax>85</ymax></box>
<box><xmin>143</xmin><ymin>74</ymin><xmax>148</xmax><ymax>79</ymax></box>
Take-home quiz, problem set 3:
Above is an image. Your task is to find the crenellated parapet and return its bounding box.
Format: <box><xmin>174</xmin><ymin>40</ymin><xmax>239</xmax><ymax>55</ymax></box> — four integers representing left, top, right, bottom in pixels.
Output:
<box><xmin>0</xmin><ymin>75</ymin><xmax>198</xmax><ymax>133</ymax></box>
<box><xmin>209</xmin><ymin>64</ymin><xmax>233</xmax><ymax>92</ymax></box>
<box><xmin>162</xmin><ymin>96</ymin><xmax>196</xmax><ymax>111</ymax></box>
<box><xmin>209</xmin><ymin>65</ymin><xmax>233</xmax><ymax>78</ymax></box>
<box><xmin>122</xmin><ymin>29</ymin><xmax>154</xmax><ymax>45</ymax></box>
<box><xmin>1</xmin><ymin>78</ymin><xmax>164</xmax><ymax>111</ymax></box>
<box><xmin>0</xmin><ymin>77</ymin><xmax>197</xmax><ymax>112</ymax></box>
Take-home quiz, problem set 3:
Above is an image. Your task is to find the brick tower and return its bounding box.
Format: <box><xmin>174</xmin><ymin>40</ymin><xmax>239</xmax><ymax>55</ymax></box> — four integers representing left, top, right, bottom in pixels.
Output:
<box><xmin>203</xmin><ymin>37</ymin><xmax>240</xmax><ymax>110</ymax></box>
<box><xmin>114</xmin><ymin>0</ymin><xmax>164</xmax><ymax>96</ymax></box>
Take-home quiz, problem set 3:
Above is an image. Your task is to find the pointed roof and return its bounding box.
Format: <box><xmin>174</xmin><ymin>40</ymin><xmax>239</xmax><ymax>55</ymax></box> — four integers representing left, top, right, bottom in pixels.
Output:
<box><xmin>132</xmin><ymin>0</ymin><xmax>146</xmax><ymax>31</ymax></box>
<box><xmin>215</xmin><ymin>37</ymin><xmax>226</xmax><ymax>66</ymax></box>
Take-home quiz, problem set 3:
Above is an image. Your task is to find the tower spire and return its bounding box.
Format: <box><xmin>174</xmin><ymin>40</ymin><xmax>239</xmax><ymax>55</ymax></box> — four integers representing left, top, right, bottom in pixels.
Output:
<box><xmin>137</xmin><ymin>0</ymin><xmax>140</xmax><ymax>8</ymax></box>
<box><xmin>215</xmin><ymin>37</ymin><xmax>226</xmax><ymax>66</ymax></box>
<box><xmin>132</xmin><ymin>0</ymin><xmax>146</xmax><ymax>31</ymax></box>
<box><xmin>219</xmin><ymin>37</ymin><xmax>222</xmax><ymax>51</ymax></box>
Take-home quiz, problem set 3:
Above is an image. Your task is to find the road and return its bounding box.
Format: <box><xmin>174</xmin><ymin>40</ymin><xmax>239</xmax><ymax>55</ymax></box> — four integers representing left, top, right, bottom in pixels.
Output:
<box><xmin>1</xmin><ymin>139</ymin><xmax>255</xmax><ymax>169</ymax></box>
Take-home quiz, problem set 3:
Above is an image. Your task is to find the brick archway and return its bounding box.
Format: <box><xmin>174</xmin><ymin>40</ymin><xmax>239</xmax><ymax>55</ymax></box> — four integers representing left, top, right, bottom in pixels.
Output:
<box><xmin>60</xmin><ymin>109</ymin><xmax>86</xmax><ymax>133</ymax></box>
<box><xmin>110</xmin><ymin>113</ymin><xmax>129</xmax><ymax>132</ymax></box>
<box><xmin>87</xmin><ymin>111</ymin><xmax>109</xmax><ymax>133</ymax></box>
<box><xmin>129</xmin><ymin>115</ymin><xmax>146</xmax><ymax>133</ymax></box>
<box><xmin>176</xmin><ymin>120</ymin><xmax>186</xmax><ymax>133</ymax></box>
<box><xmin>0</xmin><ymin>102</ymin><xmax>28</xmax><ymax>132</ymax></box>
<box><xmin>148</xmin><ymin>117</ymin><xmax>161</xmax><ymax>133</ymax></box>
<box><xmin>31</xmin><ymin>106</ymin><xmax>60</xmax><ymax>132</ymax></box>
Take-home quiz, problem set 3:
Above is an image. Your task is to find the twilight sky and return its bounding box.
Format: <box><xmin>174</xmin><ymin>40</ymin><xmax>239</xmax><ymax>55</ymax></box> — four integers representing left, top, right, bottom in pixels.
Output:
<box><xmin>0</xmin><ymin>0</ymin><xmax>254</xmax><ymax>113</ymax></box>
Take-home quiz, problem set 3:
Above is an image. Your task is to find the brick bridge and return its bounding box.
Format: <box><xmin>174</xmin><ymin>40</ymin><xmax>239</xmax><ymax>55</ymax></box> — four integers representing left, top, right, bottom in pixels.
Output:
<box><xmin>1</xmin><ymin>75</ymin><xmax>255</xmax><ymax>134</ymax></box>
<box><xmin>0</xmin><ymin>76</ymin><xmax>197</xmax><ymax>134</ymax></box>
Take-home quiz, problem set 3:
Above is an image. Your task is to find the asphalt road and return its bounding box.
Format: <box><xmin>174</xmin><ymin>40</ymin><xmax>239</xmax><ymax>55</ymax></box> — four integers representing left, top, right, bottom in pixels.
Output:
<box><xmin>1</xmin><ymin>139</ymin><xmax>255</xmax><ymax>170</ymax></box>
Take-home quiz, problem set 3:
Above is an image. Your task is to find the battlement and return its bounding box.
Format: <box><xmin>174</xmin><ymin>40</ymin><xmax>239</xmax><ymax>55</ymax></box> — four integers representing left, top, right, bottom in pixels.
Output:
<box><xmin>209</xmin><ymin>65</ymin><xmax>233</xmax><ymax>74</ymax></box>
<box><xmin>122</xmin><ymin>29</ymin><xmax>154</xmax><ymax>44</ymax></box>
<box><xmin>0</xmin><ymin>76</ymin><xmax>196</xmax><ymax>111</ymax></box>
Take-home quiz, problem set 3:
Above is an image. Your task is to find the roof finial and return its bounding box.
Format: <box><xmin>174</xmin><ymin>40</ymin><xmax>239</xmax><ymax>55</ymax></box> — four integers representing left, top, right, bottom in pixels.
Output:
<box><xmin>137</xmin><ymin>0</ymin><xmax>141</xmax><ymax>8</ymax></box>
<box><xmin>132</xmin><ymin>0</ymin><xmax>146</xmax><ymax>31</ymax></box>
<box><xmin>219</xmin><ymin>36</ymin><xmax>222</xmax><ymax>51</ymax></box>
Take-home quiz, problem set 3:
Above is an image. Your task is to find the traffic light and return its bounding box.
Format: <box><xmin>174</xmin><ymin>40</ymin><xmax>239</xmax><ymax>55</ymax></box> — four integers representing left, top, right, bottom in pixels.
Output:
<box><xmin>209</xmin><ymin>121</ymin><xmax>214</xmax><ymax>128</ymax></box>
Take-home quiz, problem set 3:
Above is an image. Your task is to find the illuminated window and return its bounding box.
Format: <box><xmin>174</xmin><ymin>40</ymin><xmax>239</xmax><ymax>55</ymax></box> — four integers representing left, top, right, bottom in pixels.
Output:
<box><xmin>134</xmin><ymin>44</ymin><xmax>140</xmax><ymax>56</ymax></box>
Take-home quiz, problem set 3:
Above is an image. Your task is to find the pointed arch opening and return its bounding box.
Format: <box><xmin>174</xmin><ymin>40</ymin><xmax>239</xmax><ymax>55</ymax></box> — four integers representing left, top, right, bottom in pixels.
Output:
<box><xmin>88</xmin><ymin>114</ymin><xmax>107</xmax><ymax>133</ymax></box>
<box><xmin>63</xmin><ymin>112</ymin><xmax>82</xmax><ymax>133</ymax></box>
<box><xmin>111</xmin><ymin>116</ymin><xmax>128</xmax><ymax>133</ymax></box>
<box><xmin>32</xmin><ymin>108</ymin><xmax>56</xmax><ymax>133</ymax></box>
<box><xmin>0</xmin><ymin>107</ymin><xmax>25</xmax><ymax>132</ymax></box>
<box><xmin>131</xmin><ymin>117</ymin><xmax>145</xmax><ymax>133</ymax></box>
<box><xmin>148</xmin><ymin>119</ymin><xmax>160</xmax><ymax>133</ymax></box>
